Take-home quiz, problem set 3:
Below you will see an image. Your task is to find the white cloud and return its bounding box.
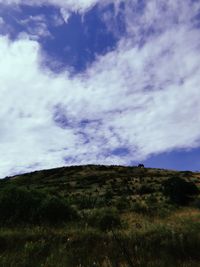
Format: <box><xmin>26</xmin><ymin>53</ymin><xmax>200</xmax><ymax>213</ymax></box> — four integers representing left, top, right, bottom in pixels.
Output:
<box><xmin>60</xmin><ymin>8</ymin><xmax>71</xmax><ymax>24</ymax></box>
<box><xmin>18</xmin><ymin>15</ymin><xmax>52</xmax><ymax>39</ymax></box>
<box><xmin>0</xmin><ymin>0</ymin><xmax>200</xmax><ymax>177</ymax></box>
<box><xmin>0</xmin><ymin>0</ymin><xmax>124</xmax><ymax>15</ymax></box>
<box><xmin>0</xmin><ymin>0</ymin><xmax>102</xmax><ymax>12</ymax></box>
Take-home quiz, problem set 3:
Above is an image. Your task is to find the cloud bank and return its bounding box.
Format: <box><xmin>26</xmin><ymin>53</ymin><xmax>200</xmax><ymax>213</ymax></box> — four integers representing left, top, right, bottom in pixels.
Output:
<box><xmin>0</xmin><ymin>0</ymin><xmax>200</xmax><ymax>177</ymax></box>
<box><xmin>0</xmin><ymin>0</ymin><xmax>115</xmax><ymax>12</ymax></box>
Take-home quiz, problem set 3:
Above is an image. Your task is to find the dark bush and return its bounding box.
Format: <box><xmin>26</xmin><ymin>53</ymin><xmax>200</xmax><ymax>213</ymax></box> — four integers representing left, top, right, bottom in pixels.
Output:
<box><xmin>104</xmin><ymin>190</ymin><xmax>113</xmax><ymax>202</ymax></box>
<box><xmin>87</xmin><ymin>208</ymin><xmax>121</xmax><ymax>231</ymax></box>
<box><xmin>115</xmin><ymin>197</ymin><xmax>130</xmax><ymax>211</ymax></box>
<box><xmin>138</xmin><ymin>185</ymin><xmax>155</xmax><ymax>195</ymax></box>
<box><xmin>74</xmin><ymin>195</ymin><xmax>96</xmax><ymax>209</ymax></box>
<box><xmin>131</xmin><ymin>201</ymin><xmax>148</xmax><ymax>214</ymax></box>
<box><xmin>181</xmin><ymin>171</ymin><xmax>193</xmax><ymax>177</ymax></box>
<box><xmin>0</xmin><ymin>185</ymin><xmax>43</xmax><ymax>224</ymax></box>
<box><xmin>192</xmin><ymin>196</ymin><xmax>200</xmax><ymax>209</ymax></box>
<box><xmin>0</xmin><ymin>185</ymin><xmax>77</xmax><ymax>225</ymax></box>
<box><xmin>162</xmin><ymin>177</ymin><xmax>199</xmax><ymax>205</ymax></box>
<box><xmin>39</xmin><ymin>196</ymin><xmax>77</xmax><ymax>224</ymax></box>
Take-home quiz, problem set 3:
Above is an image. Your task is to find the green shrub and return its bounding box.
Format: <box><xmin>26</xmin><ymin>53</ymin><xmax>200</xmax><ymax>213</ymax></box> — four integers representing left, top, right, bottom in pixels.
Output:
<box><xmin>104</xmin><ymin>190</ymin><xmax>113</xmax><ymax>202</ymax></box>
<box><xmin>138</xmin><ymin>184</ymin><xmax>155</xmax><ymax>195</ymax></box>
<box><xmin>87</xmin><ymin>208</ymin><xmax>121</xmax><ymax>231</ymax></box>
<box><xmin>181</xmin><ymin>171</ymin><xmax>193</xmax><ymax>177</ymax></box>
<box><xmin>0</xmin><ymin>186</ymin><xmax>44</xmax><ymax>224</ymax></box>
<box><xmin>193</xmin><ymin>196</ymin><xmax>200</xmax><ymax>209</ymax></box>
<box><xmin>98</xmin><ymin>210</ymin><xmax>121</xmax><ymax>231</ymax></box>
<box><xmin>38</xmin><ymin>196</ymin><xmax>78</xmax><ymax>224</ymax></box>
<box><xmin>131</xmin><ymin>200</ymin><xmax>148</xmax><ymax>214</ymax></box>
<box><xmin>115</xmin><ymin>197</ymin><xmax>130</xmax><ymax>211</ymax></box>
<box><xmin>0</xmin><ymin>185</ymin><xmax>77</xmax><ymax>225</ymax></box>
<box><xmin>74</xmin><ymin>195</ymin><xmax>96</xmax><ymax>209</ymax></box>
<box><xmin>162</xmin><ymin>177</ymin><xmax>199</xmax><ymax>205</ymax></box>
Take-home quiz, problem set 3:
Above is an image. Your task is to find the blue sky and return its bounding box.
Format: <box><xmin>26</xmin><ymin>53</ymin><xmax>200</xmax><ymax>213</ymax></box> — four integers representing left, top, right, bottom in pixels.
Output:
<box><xmin>0</xmin><ymin>0</ymin><xmax>200</xmax><ymax>177</ymax></box>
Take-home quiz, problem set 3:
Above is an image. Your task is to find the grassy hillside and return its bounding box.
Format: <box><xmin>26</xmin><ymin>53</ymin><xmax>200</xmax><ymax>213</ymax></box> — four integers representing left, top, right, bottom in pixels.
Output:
<box><xmin>0</xmin><ymin>165</ymin><xmax>200</xmax><ymax>267</ymax></box>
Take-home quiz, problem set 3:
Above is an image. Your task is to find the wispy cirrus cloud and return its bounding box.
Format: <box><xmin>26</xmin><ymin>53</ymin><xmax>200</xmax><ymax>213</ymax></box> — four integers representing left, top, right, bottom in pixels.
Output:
<box><xmin>0</xmin><ymin>0</ymin><xmax>200</xmax><ymax>177</ymax></box>
<box><xmin>18</xmin><ymin>15</ymin><xmax>52</xmax><ymax>39</ymax></box>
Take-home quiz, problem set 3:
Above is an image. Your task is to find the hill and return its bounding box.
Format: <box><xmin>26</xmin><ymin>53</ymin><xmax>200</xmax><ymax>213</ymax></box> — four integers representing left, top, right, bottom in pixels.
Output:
<box><xmin>1</xmin><ymin>165</ymin><xmax>200</xmax><ymax>204</ymax></box>
<box><xmin>0</xmin><ymin>165</ymin><xmax>200</xmax><ymax>267</ymax></box>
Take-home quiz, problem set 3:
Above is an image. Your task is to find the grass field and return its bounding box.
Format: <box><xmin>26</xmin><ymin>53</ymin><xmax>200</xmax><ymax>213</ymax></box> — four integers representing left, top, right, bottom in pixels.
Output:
<box><xmin>0</xmin><ymin>165</ymin><xmax>200</xmax><ymax>267</ymax></box>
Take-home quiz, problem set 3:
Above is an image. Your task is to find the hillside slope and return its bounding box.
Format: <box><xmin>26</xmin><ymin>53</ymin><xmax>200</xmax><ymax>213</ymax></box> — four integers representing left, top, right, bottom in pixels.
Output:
<box><xmin>1</xmin><ymin>165</ymin><xmax>200</xmax><ymax>267</ymax></box>
<box><xmin>1</xmin><ymin>165</ymin><xmax>200</xmax><ymax>212</ymax></box>
<box><xmin>1</xmin><ymin>165</ymin><xmax>200</xmax><ymax>204</ymax></box>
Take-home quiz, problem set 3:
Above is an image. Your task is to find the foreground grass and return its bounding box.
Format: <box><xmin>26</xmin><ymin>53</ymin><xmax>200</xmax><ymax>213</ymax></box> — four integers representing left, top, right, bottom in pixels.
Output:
<box><xmin>1</xmin><ymin>208</ymin><xmax>200</xmax><ymax>267</ymax></box>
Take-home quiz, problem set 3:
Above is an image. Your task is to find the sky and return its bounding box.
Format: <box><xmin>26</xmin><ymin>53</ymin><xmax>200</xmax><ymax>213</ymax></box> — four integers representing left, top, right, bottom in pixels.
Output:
<box><xmin>0</xmin><ymin>0</ymin><xmax>200</xmax><ymax>178</ymax></box>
